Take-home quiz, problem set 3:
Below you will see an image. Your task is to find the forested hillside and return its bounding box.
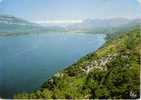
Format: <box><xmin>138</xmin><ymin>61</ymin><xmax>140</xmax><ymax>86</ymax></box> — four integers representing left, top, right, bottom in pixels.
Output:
<box><xmin>14</xmin><ymin>25</ymin><xmax>140</xmax><ymax>99</ymax></box>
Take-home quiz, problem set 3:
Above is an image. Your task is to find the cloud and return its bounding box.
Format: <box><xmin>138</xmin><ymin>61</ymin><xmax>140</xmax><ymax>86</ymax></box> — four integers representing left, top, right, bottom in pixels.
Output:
<box><xmin>35</xmin><ymin>20</ymin><xmax>83</xmax><ymax>24</ymax></box>
<box><xmin>137</xmin><ymin>0</ymin><xmax>141</xmax><ymax>5</ymax></box>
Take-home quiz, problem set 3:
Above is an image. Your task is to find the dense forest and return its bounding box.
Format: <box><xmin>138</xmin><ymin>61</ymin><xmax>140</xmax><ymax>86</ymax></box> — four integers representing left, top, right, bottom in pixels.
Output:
<box><xmin>14</xmin><ymin>25</ymin><xmax>140</xmax><ymax>99</ymax></box>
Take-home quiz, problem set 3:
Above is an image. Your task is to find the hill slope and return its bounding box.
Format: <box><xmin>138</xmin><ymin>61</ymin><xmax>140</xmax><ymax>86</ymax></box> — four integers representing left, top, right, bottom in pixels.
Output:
<box><xmin>14</xmin><ymin>26</ymin><xmax>140</xmax><ymax>99</ymax></box>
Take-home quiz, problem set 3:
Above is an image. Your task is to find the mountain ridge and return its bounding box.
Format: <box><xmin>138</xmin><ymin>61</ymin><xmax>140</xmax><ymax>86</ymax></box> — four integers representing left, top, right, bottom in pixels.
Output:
<box><xmin>0</xmin><ymin>15</ymin><xmax>140</xmax><ymax>36</ymax></box>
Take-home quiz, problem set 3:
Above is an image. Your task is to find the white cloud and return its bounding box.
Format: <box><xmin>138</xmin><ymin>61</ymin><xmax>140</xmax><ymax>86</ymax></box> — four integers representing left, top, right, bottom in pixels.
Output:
<box><xmin>46</xmin><ymin>20</ymin><xmax>83</xmax><ymax>24</ymax></box>
<box><xmin>35</xmin><ymin>20</ymin><xmax>83</xmax><ymax>24</ymax></box>
<box><xmin>137</xmin><ymin>0</ymin><xmax>141</xmax><ymax>5</ymax></box>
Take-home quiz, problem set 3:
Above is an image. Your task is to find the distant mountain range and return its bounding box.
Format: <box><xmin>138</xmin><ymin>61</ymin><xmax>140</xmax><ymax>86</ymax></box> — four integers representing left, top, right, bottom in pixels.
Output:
<box><xmin>37</xmin><ymin>18</ymin><xmax>140</xmax><ymax>34</ymax></box>
<box><xmin>0</xmin><ymin>15</ymin><xmax>49</xmax><ymax>36</ymax></box>
<box><xmin>64</xmin><ymin>18</ymin><xmax>140</xmax><ymax>33</ymax></box>
<box><xmin>0</xmin><ymin>15</ymin><xmax>140</xmax><ymax>36</ymax></box>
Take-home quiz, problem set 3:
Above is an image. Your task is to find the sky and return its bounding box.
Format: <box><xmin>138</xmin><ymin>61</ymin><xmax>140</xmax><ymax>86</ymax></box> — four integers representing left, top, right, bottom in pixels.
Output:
<box><xmin>0</xmin><ymin>0</ymin><xmax>140</xmax><ymax>22</ymax></box>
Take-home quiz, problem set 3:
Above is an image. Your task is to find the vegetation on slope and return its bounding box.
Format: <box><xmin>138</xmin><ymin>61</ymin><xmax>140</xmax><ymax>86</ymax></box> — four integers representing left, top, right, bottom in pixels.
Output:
<box><xmin>14</xmin><ymin>26</ymin><xmax>140</xmax><ymax>99</ymax></box>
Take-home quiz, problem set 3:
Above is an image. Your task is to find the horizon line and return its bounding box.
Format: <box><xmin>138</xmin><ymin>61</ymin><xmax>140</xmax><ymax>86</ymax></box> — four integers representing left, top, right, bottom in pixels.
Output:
<box><xmin>33</xmin><ymin>17</ymin><xmax>140</xmax><ymax>24</ymax></box>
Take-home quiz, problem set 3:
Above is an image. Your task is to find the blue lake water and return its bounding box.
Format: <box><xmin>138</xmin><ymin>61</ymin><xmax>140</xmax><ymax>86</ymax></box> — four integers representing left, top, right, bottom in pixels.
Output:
<box><xmin>0</xmin><ymin>33</ymin><xmax>105</xmax><ymax>98</ymax></box>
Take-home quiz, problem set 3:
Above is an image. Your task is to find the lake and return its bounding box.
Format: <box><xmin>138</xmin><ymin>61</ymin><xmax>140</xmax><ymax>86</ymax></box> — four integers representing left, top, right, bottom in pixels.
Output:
<box><xmin>0</xmin><ymin>33</ymin><xmax>105</xmax><ymax>98</ymax></box>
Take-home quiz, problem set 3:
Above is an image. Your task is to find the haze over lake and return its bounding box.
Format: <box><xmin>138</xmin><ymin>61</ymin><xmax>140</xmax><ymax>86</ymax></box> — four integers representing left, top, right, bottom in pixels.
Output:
<box><xmin>0</xmin><ymin>32</ymin><xmax>105</xmax><ymax>98</ymax></box>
